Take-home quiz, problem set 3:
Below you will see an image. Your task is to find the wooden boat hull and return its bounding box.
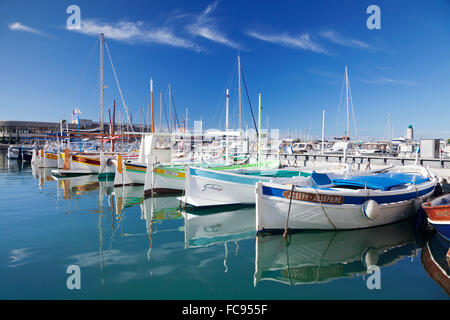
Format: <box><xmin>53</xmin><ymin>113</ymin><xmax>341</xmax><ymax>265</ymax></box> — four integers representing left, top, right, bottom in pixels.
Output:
<box><xmin>37</xmin><ymin>152</ymin><xmax>58</xmax><ymax>168</ymax></box>
<box><xmin>256</xmin><ymin>171</ymin><xmax>437</xmax><ymax>231</ymax></box>
<box><xmin>182</xmin><ymin>164</ymin><xmax>289</xmax><ymax>207</ymax></box>
<box><xmin>422</xmin><ymin>193</ymin><xmax>450</xmax><ymax>241</ymax></box>
<box><xmin>144</xmin><ymin>166</ymin><xmax>186</xmax><ymax>196</ymax></box>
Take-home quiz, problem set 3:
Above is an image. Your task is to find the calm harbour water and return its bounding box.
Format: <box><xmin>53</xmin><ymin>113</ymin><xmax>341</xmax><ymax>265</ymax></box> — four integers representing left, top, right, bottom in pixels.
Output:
<box><xmin>0</xmin><ymin>151</ymin><xmax>448</xmax><ymax>300</ymax></box>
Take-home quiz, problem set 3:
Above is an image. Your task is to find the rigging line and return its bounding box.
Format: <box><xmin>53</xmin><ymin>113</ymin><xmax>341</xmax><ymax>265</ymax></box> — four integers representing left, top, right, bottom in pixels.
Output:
<box><xmin>161</xmin><ymin>94</ymin><xmax>170</xmax><ymax>132</ymax></box>
<box><xmin>213</xmin><ymin>59</ymin><xmax>237</xmax><ymax>130</ymax></box>
<box><xmin>171</xmin><ymin>95</ymin><xmax>181</xmax><ymax>129</ymax></box>
<box><xmin>69</xmin><ymin>37</ymin><xmax>100</xmax><ymax>112</ymax></box>
<box><xmin>347</xmin><ymin>79</ymin><xmax>358</xmax><ymax>139</ymax></box>
<box><xmin>240</xmin><ymin>65</ymin><xmax>258</xmax><ymax>137</ymax></box>
<box><xmin>336</xmin><ymin>74</ymin><xmax>345</xmax><ymax>133</ymax></box>
<box><xmin>104</xmin><ymin>40</ymin><xmax>134</xmax><ymax>133</ymax></box>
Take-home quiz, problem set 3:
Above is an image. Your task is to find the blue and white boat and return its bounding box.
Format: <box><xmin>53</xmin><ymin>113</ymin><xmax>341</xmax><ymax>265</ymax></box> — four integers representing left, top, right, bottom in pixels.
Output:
<box><xmin>181</xmin><ymin>165</ymin><xmax>308</xmax><ymax>207</ymax></box>
<box><xmin>256</xmin><ymin>166</ymin><xmax>438</xmax><ymax>232</ymax></box>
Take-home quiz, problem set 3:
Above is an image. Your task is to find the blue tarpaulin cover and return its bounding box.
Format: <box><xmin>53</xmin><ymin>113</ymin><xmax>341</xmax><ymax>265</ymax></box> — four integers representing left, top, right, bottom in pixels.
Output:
<box><xmin>331</xmin><ymin>173</ymin><xmax>429</xmax><ymax>191</ymax></box>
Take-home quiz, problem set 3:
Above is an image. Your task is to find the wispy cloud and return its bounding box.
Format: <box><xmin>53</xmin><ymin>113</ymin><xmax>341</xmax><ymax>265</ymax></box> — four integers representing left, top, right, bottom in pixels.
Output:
<box><xmin>187</xmin><ymin>1</ymin><xmax>240</xmax><ymax>49</ymax></box>
<box><xmin>245</xmin><ymin>30</ymin><xmax>328</xmax><ymax>54</ymax></box>
<box><xmin>68</xmin><ymin>19</ymin><xmax>202</xmax><ymax>52</ymax></box>
<box><xmin>8</xmin><ymin>22</ymin><xmax>47</xmax><ymax>37</ymax></box>
<box><xmin>320</xmin><ymin>30</ymin><xmax>370</xmax><ymax>49</ymax></box>
<box><xmin>364</xmin><ymin>77</ymin><xmax>416</xmax><ymax>86</ymax></box>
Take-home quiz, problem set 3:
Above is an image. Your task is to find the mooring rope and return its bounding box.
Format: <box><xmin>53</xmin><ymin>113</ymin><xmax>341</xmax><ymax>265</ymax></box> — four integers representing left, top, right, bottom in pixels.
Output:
<box><xmin>283</xmin><ymin>184</ymin><xmax>295</xmax><ymax>239</ymax></box>
<box><xmin>313</xmin><ymin>187</ymin><xmax>337</xmax><ymax>230</ymax></box>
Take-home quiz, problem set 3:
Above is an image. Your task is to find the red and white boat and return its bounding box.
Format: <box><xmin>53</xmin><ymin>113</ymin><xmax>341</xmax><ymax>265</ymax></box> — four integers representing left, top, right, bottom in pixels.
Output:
<box><xmin>422</xmin><ymin>193</ymin><xmax>450</xmax><ymax>242</ymax></box>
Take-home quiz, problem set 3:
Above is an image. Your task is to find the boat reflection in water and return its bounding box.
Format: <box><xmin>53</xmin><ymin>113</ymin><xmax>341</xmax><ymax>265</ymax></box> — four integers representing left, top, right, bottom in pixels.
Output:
<box><xmin>141</xmin><ymin>195</ymin><xmax>183</xmax><ymax>232</ymax></box>
<box><xmin>113</xmin><ymin>185</ymin><xmax>145</xmax><ymax>215</ymax></box>
<box><xmin>183</xmin><ymin>206</ymin><xmax>255</xmax><ymax>248</ymax></box>
<box><xmin>32</xmin><ymin>166</ymin><xmax>54</xmax><ymax>189</ymax></box>
<box><xmin>182</xmin><ymin>206</ymin><xmax>255</xmax><ymax>272</ymax></box>
<box><xmin>421</xmin><ymin>232</ymin><xmax>450</xmax><ymax>295</ymax></box>
<box><xmin>254</xmin><ymin>218</ymin><xmax>419</xmax><ymax>286</ymax></box>
<box><xmin>53</xmin><ymin>174</ymin><xmax>100</xmax><ymax>199</ymax></box>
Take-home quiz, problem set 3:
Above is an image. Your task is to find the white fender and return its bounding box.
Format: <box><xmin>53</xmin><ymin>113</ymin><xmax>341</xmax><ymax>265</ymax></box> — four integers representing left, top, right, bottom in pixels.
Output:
<box><xmin>362</xmin><ymin>199</ymin><xmax>380</xmax><ymax>220</ymax></box>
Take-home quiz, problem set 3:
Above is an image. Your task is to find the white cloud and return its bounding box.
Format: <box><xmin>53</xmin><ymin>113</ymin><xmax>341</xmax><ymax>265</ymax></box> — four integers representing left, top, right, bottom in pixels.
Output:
<box><xmin>320</xmin><ymin>30</ymin><xmax>370</xmax><ymax>49</ymax></box>
<box><xmin>245</xmin><ymin>30</ymin><xmax>328</xmax><ymax>54</ymax></box>
<box><xmin>69</xmin><ymin>19</ymin><xmax>202</xmax><ymax>52</ymax></box>
<box><xmin>187</xmin><ymin>1</ymin><xmax>240</xmax><ymax>49</ymax></box>
<box><xmin>364</xmin><ymin>77</ymin><xmax>416</xmax><ymax>85</ymax></box>
<box><xmin>8</xmin><ymin>22</ymin><xmax>47</xmax><ymax>36</ymax></box>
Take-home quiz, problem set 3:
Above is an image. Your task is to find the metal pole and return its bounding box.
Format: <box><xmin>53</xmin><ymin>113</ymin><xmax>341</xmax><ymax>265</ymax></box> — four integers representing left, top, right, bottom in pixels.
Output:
<box><xmin>100</xmin><ymin>33</ymin><xmax>104</xmax><ymax>150</ymax></box>
<box><xmin>77</xmin><ymin>110</ymin><xmax>81</xmax><ymax>153</ymax></box>
<box><xmin>238</xmin><ymin>53</ymin><xmax>242</xmax><ymax>134</ymax></box>
<box><xmin>322</xmin><ymin>109</ymin><xmax>325</xmax><ymax>154</ymax></box>
<box><xmin>112</xmin><ymin>100</ymin><xmax>115</xmax><ymax>152</ymax></box>
<box><xmin>226</xmin><ymin>89</ymin><xmax>229</xmax><ymax>162</ymax></box>
<box><xmin>345</xmin><ymin>65</ymin><xmax>349</xmax><ymax>140</ymax></box>
<box><xmin>159</xmin><ymin>91</ymin><xmax>162</xmax><ymax>132</ymax></box>
<box><xmin>258</xmin><ymin>93</ymin><xmax>262</xmax><ymax>162</ymax></box>
<box><xmin>150</xmin><ymin>78</ymin><xmax>155</xmax><ymax>133</ymax></box>
<box><xmin>169</xmin><ymin>83</ymin><xmax>172</xmax><ymax>133</ymax></box>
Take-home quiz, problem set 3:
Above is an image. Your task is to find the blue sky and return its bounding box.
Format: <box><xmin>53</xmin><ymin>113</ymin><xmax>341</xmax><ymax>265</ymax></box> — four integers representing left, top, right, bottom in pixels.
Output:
<box><xmin>1</xmin><ymin>0</ymin><xmax>450</xmax><ymax>140</ymax></box>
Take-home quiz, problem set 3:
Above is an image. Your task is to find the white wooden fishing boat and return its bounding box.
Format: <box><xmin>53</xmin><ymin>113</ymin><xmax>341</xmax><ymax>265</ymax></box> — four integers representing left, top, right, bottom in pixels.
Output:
<box><xmin>51</xmin><ymin>150</ymin><xmax>138</xmax><ymax>178</ymax></box>
<box><xmin>31</xmin><ymin>148</ymin><xmax>59</xmax><ymax>168</ymax></box>
<box><xmin>143</xmin><ymin>156</ymin><xmax>259</xmax><ymax>197</ymax></box>
<box><xmin>113</xmin><ymin>133</ymin><xmax>172</xmax><ymax>187</ymax></box>
<box><xmin>256</xmin><ymin>165</ymin><xmax>438</xmax><ymax>232</ymax></box>
<box><xmin>180</xmin><ymin>161</ymin><xmax>302</xmax><ymax>207</ymax></box>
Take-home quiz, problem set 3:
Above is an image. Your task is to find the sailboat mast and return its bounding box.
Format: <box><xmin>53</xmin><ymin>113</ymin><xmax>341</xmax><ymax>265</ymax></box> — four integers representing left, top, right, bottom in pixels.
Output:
<box><xmin>226</xmin><ymin>89</ymin><xmax>229</xmax><ymax>162</ymax></box>
<box><xmin>238</xmin><ymin>52</ymin><xmax>242</xmax><ymax>134</ymax></box>
<box><xmin>258</xmin><ymin>93</ymin><xmax>262</xmax><ymax>162</ymax></box>
<box><xmin>150</xmin><ymin>78</ymin><xmax>155</xmax><ymax>133</ymax></box>
<box><xmin>185</xmin><ymin>107</ymin><xmax>188</xmax><ymax>132</ymax></box>
<box><xmin>159</xmin><ymin>91</ymin><xmax>162</xmax><ymax>132</ymax></box>
<box><xmin>345</xmin><ymin>65</ymin><xmax>349</xmax><ymax>140</ymax></box>
<box><xmin>169</xmin><ymin>83</ymin><xmax>172</xmax><ymax>133</ymax></box>
<box><xmin>322</xmin><ymin>109</ymin><xmax>325</xmax><ymax>154</ymax></box>
<box><xmin>100</xmin><ymin>33</ymin><xmax>104</xmax><ymax>137</ymax></box>
<box><xmin>387</xmin><ymin>112</ymin><xmax>391</xmax><ymax>141</ymax></box>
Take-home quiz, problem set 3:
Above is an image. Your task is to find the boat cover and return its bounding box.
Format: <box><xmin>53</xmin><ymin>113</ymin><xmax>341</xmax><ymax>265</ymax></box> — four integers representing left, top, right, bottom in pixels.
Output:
<box><xmin>311</xmin><ymin>171</ymin><xmax>332</xmax><ymax>185</ymax></box>
<box><xmin>331</xmin><ymin>173</ymin><xmax>429</xmax><ymax>191</ymax></box>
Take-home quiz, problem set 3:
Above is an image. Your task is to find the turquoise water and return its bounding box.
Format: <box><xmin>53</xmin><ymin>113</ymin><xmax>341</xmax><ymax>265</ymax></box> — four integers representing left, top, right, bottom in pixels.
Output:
<box><xmin>0</xmin><ymin>153</ymin><xmax>448</xmax><ymax>300</ymax></box>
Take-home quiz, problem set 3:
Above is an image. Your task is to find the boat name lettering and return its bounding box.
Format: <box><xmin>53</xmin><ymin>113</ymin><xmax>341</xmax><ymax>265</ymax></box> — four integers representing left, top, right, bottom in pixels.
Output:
<box><xmin>164</xmin><ymin>170</ymin><xmax>178</xmax><ymax>176</ymax></box>
<box><xmin>202</xmin><ymin>184</ymin><xmax>223</xmax><ymax>192</ymax></box>
<box><xmin>282</xmin><ymin>190</ymin><xmax>345</xmax><ymax>204</ymax></box>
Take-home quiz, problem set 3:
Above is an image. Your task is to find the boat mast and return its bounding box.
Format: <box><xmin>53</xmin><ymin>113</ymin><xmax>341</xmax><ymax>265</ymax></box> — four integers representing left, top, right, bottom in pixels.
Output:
<box><xmin>226</xmin><ymin>89</ymin><xmax>229</xmax><ymax>162</ymax></box>
<box><xmin>345</xmin><ymin>65</ymin><xmax>349</xmax><ymax>140</ymax></box>
<box><xmin>387</xmin><ymin>112</ymin><xmax>391</xmax><ymax>141</ymax></box>
<box><xmin>150</xmin><ymin>78</ymin><xmax>155</xmax><ymax>133</ymax></box>
<box><xmin>238</xmin><ymin>51</ymin><xmax>242</xmax><ymax>134</ymax></box>
<box><xmin>159</xmin><ymin>91</ymin><xmax>162</xmax><ymax>132</ymax></box>
<box><xmin>169</xmin><ymin>83</ymin><xmax>172</xmax><ymax>133</ymax></box>
<box><xmin>185</xmin><ymin>107</ymin><xmax>188</xmax><ymax>132</ymax></box>
<box><xmin>322</xmin><ymin>109</ymin><xmax>325</xmax><ymax>154</ymax></box>
<box><xmin>258</xmin><ymin>93</ymin><xmax>262</xmax><ymax>162</ymax></box>
<box><xmin>100</xmin><ymin>33</ymin><xmax>104</xmax><ymax>150</ymax></box>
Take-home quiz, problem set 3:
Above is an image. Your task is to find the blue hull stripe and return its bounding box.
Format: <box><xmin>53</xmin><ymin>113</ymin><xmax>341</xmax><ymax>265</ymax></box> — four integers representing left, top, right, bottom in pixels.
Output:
<box><xmin>431</xmin><ymin>224</ymin><xmax>450</xmax><ymax>241</ymax></box>
<box><xmin>262</xmin><ymin>185</ymin><xmax>435</xmax><ymax>205</ymax></box>
<box><xmin>189</xmin><ymin>167</ymin><xmax>272</xmax><ymax>185</ymax></box>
